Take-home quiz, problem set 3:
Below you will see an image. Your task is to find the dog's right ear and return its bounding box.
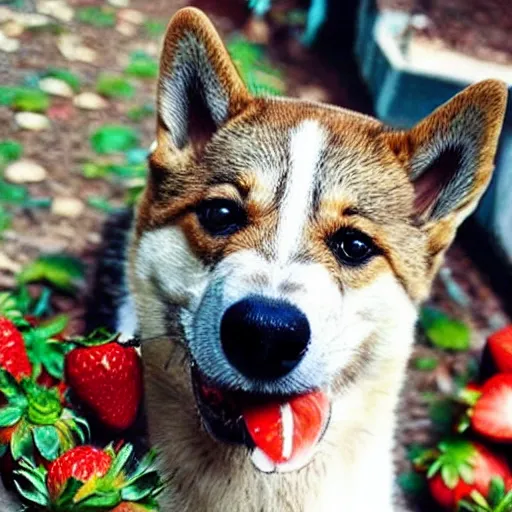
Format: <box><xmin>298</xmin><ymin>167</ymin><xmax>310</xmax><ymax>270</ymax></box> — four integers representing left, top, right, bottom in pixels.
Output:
<box><xmin>156</xmin><ymin>8</ymin><xmax>251</xmax><ymax>153</ymax></box>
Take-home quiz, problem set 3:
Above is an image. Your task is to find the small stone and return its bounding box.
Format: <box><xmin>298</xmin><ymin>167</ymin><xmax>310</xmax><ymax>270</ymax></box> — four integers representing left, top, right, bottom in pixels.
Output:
<box><xmin>2</xmin><ymin>20</ymin><xmax>24</xmax><ymax>37</ymax></box>
<box><xmin>0</xmin><ymin>7</ymin><xmax>14</xmax><ymax>23</ymax></box>
<box><xmin>73</xmin><ymin>92</ymin><xmax>108</xmax><ymax>110</ymax></box>
<box><xmin>118</xmin><ymin>8</ymin><xmax>145</xmax><ymax>25</ymax></box>
<box><xmin>37</xmin><ymin>0</ymin><xmax>74</xmax><ymax>22</ymax></box>
<box><xmin>116</xmin><ymin>20</ymin><xmax>137</xmax><ymax>36</ymax></box>
<box><xmin>39</xmin><ymin>77</ymin><xmax>74</xmax><ymax>98</ymax></box>
<box><xmin>14</xmin><ymin>112</ymin><xmax>50</xmax><ymax>131</ymax></box>
<box><xmin>51</xmin><ymin>197</ymin><xmax>85</xmax><ymax>218</ymax></box>
<box><xmin>15</xmin><ymin>13</ymin><xmax>50</xmax><ymax>27</ymax></box>
<box><xmin>57</xmin><ymin>34</ymin><xmax>96</xmax><ymax>63</ymax></box>
<box><xmin>0</xmin><ymin>32</ymin><xmax>20</xmax><ymax>52</ymax></box>
<box><xmin>0</xmin><ymin>252</ymin><xmax>21</xmax><ymax>273</ymax></box>
<box><xmin>4</xmin><ymin>159</ymin><xmax>48</xmax><ymax>183</ymax></box>
<box><xmin>108</xmin><ymin>0</ymin><xmax>130</xmax><ymax>6</ymax></box>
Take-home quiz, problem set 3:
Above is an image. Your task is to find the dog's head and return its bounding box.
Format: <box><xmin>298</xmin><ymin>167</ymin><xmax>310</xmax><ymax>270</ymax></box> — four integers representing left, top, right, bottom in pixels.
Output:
<box><xmin>130</xmin><ymin>8</ymin><xmax>507</xmax><ymax>471</ymax></box>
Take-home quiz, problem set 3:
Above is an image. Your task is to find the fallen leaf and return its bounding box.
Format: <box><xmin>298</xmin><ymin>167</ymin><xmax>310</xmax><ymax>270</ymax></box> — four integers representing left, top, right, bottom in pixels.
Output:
<box><xmin>0</xmin><ymin>140</ymin><xmax>23</xmax><ymax>165</ymax></box>
<box><xmin>420</xmin><ymin>307</ymin><xmax>471</xmax><ymax>351</ymax></box>
<box><xmin>76</xmin><ymin>6</ymin><xmax>116</xmax><ymax>27</ymax></box>
<box><xmin>124</xmin><ymin>51</ymin><xmax>158</xmax><ymax>78</ymax></box>
<box><xmin>90</xmin><ymin>125</ymin><xmax>139</xmax><ymax>154</ymax></box>
<box><xmin>96</xmin><ymin>74</ymin><xmax>135</xmax><ymax>99</ymax></box>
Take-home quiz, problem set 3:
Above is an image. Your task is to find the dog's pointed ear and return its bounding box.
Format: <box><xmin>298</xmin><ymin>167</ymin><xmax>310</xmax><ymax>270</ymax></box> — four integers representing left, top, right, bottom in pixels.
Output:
<box><xmin>156</xmin><ymin>7</ymin><xmax>251</xmax><ymax>152</ymax></box>
<box><xmin>384</xmin><ymin>80</ymin><xmax>507</xmax><ymax>265</ymax></box>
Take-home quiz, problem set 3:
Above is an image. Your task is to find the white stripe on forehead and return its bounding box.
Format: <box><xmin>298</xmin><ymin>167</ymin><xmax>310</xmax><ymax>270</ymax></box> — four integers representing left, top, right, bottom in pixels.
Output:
<box><xmin>276</xmin><ymin>120</ymin><xmax>325</xmax><ymax>263</ymax></box>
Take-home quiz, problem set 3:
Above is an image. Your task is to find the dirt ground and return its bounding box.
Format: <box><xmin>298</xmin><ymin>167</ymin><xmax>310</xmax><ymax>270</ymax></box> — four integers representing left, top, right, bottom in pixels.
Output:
<box><xmin>0</xmin><ymin>1</ymin><xmax>510</xmax><ymax>510</ymax></box>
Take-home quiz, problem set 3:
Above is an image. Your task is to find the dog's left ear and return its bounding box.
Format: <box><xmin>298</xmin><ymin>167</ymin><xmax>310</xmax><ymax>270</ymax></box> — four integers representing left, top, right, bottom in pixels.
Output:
<box><xmin>156</xmin><ymin>7</ymin><xmax>251</xmax><ymax>153</ymax></box>
<box><xmin>383</xmin><ymin>80</ymin><xmax>508</xmax><ymax>271</ymax></box>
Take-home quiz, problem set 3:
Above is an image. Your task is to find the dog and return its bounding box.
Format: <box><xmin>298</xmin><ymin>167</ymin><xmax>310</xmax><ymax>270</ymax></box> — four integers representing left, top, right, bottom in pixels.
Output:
<box><xmin>93</xmin><ymin>7</ymin><xmax>507</xmax><ymax>512</ymax></box>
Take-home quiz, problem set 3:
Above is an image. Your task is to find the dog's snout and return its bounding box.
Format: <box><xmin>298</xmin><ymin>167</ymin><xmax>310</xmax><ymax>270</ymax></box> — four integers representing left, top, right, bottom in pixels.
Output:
<box><xmin>220</xmin><ymin>296</ymin><xmax>310</xmax><ymax>380</ymax></box>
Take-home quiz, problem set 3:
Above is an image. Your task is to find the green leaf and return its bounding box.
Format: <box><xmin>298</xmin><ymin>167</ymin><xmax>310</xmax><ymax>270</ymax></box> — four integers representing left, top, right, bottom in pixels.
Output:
<box><xmin>90</xmin><ymin>125</ymin><xmax>139</xmax><ymax>154</ymax></box>
<box><xmin>82</xmin><ymin>162</ymin><xmax>109</xmax><ymax>179</ymax></box>
<box><xmin>124</xmin><ymin>53</ymin><xmax>158</xmax><ymax>79</ymax></box>
<box><xmin>96</xmin><ymin>74</ymin><xmax>135</xmax><ymax>99</ymax></box>
<box><xmin>144</xmin><ymin>19</ymin><xmax>166</xmax><ymax>38</ymax></box>
<box><xmin>54</xmin><ymin>477</ymin><xmax>84</xmax><ymax>507</ymax></box>
<box><xmin>420</xmin><ymin>307</ymin><xmax>470</xmax><ymax>351</ymax></box>
<box><xmin>13</xmin><ymin>467</ymin><xmax>49</xmax><ymax>507</ymax></box>
<box><xmin>495</xmin><ymin>491</ymin><xmax>512</xmax><ymax>512</ymax></box>
<box><xmin>121</xmin><ymin>471</ymin><xmax>161</xmax><ymax>501</ymax></box>
<box><xmin>31</xmin><ymin>287</ymin><xmax>53</xmax><ymax>318</ymax></box>
<box><xmin>469</xmin><ymin>490</ymin><xmax>489</xmax><ymax>508</ymax></box>
<box><xmin>0</xmin><ymin>368</ymin><xmax>23</xmax><ymax>401</ymax></box>
<box><xmin>127</xmin><ymin>103</ymin><xmax>154</xmax><ymax>122</ymax></box>
<box><xmin>87</xmin><ymin>196</ymin><xmax>119</xmax><ymax>213</ymax></box>
<box><xmin>0</xmin><ymin>86</ymin><xmax>19</xmax><ymax>106</ymax></box>
<box><xmin>76</xmin><ymin>6</ymin><xmax>116</xmax><ymax>27</ymax></box>
<box><xmin>108</xmin><ymin>163</ymin><xmax>147</xmax><ymax>179</ymax></box>
<box><xmin>11</xmin><ymin>420</ymin><xmax>35</xmax><ymax>461</ymax></box>
<box><xmin>33</xmin><ymin>425</ymin><xmax>60</xmax><ymax>461</ymax></box>
<box><xmin>442</xmin><ymin>463</ymin><xmax>460</xmax><ymax>490</ymax></box>
<box><xmin>413</xmin><ymin>356</ymin><xmax>439</xmax><ymax>371</ymax></box>
<box><xmin>396</xmin><ymin>471</ymin><xmax>426</xmax><ymax>496</ymax></box>
<box><xmin>489</xmin><ymin>477</ymin><xmax>506</xmax><ymax>507</ymax></box>
<box><xmin>106</xmin><ymin>443</ymin><xmax>133</xmax><ymax>480</ymax></box>
<box><xmin>0</xmin><ymin>204</ymin><xmax>11</xmax><ymax>235</ymax></box>
<box><xmin>18</xmin><ymin>254</ymin><xmax>85</xmax><ymax>291</ymax></box>
<box><xmin>12</xmin><ymin>89</ymin><xmax>50</xmax><ymax>113</ymax></box>
<box><xmin>0</xmin><ymin>179</ymin><xmax>29</xmax><ymax>204</ymax></box>
<box><xmin>43</xmin><ymin>68</ymin><xmax>81</xmax><ymax>92</ymax></box>
<box><xmin>74</xmin><ymin>491</ymin><xmax>121</xmax><ymax>509</ymax></box>
<box><xmin>0</xmin><ymin>140</ymin><xmax>23</xmax><ymax>165</ymax></box>
<box><xmin>33</xmin><ymin>314</ymin><xmax>69</xmax><ymax>339</ymax></box>
<box><xmin>0</xmin><ymin>406</ymin><xmax>23</xmax><ymax>427</ymax></box>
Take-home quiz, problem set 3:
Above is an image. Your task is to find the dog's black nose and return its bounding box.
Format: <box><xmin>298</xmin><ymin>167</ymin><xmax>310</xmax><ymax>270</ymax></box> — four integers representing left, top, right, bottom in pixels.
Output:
<box><xmin>220</xmin><ymin>296</ymin><xmax>310</xmax><ymax>380</ymax></box>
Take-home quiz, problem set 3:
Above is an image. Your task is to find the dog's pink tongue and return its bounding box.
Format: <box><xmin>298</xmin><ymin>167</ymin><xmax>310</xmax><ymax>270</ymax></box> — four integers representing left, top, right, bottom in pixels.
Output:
<box><xmin>243</xmin><ymin>391</ymin><xmax>330</xmax><ymax>473</ymax></box>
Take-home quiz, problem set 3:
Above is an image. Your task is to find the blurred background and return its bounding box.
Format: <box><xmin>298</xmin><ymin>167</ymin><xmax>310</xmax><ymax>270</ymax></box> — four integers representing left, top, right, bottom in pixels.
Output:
<box><xmin>0</xmin><ymin>0</ymin><xmax>511</xmax><ymax>510</ymax></box>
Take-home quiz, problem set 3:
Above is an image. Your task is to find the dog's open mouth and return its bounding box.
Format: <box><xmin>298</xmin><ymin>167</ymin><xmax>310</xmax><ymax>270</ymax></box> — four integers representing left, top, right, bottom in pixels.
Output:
<box><xmin>191</xmin><ymin>368</ymin><xmax>331</xmax><ymax>473</ymax></box>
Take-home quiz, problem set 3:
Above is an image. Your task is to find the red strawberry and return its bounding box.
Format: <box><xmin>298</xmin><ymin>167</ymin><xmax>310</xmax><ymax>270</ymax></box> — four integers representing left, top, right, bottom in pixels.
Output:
<box><xmin>14</xmin><ymin>443</ymin><xmax>163</xmax><ymax>511</ymax></box>
<box><xmin>471</xmin><ymin>374</ymin><xmax>512</xmax><ymax>442</ymax></box>
<box><xmin>65</xmin><ymin>334</ymin><xmax>142</xmax><ymax>430</ymax></box>
<box><xmin>243</xmin><ymin>390</ymin><xmax>330</xmax><ymax>470</ymax></box>
<box><xmin>47</xmin><ymin>445</ymin><xmax>112</xmax><ymax>500</ymax></box>
<box><xmin>426</xmin><ymin>440</ymin><xmax>510</xmax><ymax>510</ymax></box>
<box><xmin>0</xmin><ymin>317</ymin><xmax>31</xmax><ymax>381</ymax></box>
<box><xmin>488</xmin><ymin>326</ymin><xmax>512</xmax><ymax>373</ymax></box>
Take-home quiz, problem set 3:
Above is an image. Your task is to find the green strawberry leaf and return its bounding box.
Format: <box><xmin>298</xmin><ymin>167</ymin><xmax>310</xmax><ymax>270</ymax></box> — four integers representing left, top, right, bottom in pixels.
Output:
<box><xmin>18</xmin><ymin>254</ymin><xmax>86</xmax><ymax>291</ymax></box>
<box><xmin>124</xmin><ymin>52</ymin><xmax>158</xmax><ymax>79</ymax></box>
<box><xmin>13</xmin><ymin>464</ymin><xmax>49</xmax><ymax>507</ymax></box>
<box><xmin>31</xmin><ymin>287</ymin><xmax>53</xmax><ymax>318</ymax></box>
<box><xmin>441</xmin><ymin>463</ymin><xmax>460</xmax><ymax>490</ymax></box>
<box><xmin>72</xmin><ymin>328</ymin><xmax>119</xmax><ymax>347</ymax></box>
<box><xmin>429</xmin><ymin>399</ymin><xmax>457</xmax><ymax>433</ymax></box>
<box><xmin>121</xmin><ymin>470</ymin><xmax>161</xmax><ymax>501</ymax></box>
<box><xmin>74</xmin><ymin>490</ymin><xmax>122</xmax><ymax>509</ymax></box>
<box><xmin>33</xmin><ymin>425</ymin><xmax>60</xmax><ymax>461</ymax></box>
<box><xmin>413</xmin><ymin>356</ymin><xmax>439</xmax><ymax>371</ymax></box>
<box><xmin>468</xmin><ymin>490</ymin><xmax>490</xmax><ymax>508</ymax></box>
<box><xmin>396</xmin><ymin>471</ymin><xmax>426</xmax><ymax>496</ymax></box>
<box><xmin>55</xmin><ymin>477</ymin><xmax>85</xmax><ymax>507</ymax></box>
<box><xmin>0</xmin><ymin>139</ymin><xmax>23</xmax><ymax>165</ymax></box>
<box><xmin>420</xmin><ymin>307</ymin><xmax>470</xmax><ymax>351</ymax></box>
<box><xmin>11</xmin><ymin>420</ymin><xmax>35</xmax><ymax>461</ymax></box>
<box><xmin>0</xmin><ymin>444</ymin><xmax>7</xmax><ymax>457</ymax></box>
<box><xmin>0</xmin><ymin>368</ymin><xmax>23</xmax><ymax>401</ymax></box>
<box><xmin>43</xmin><ymin>68</ymin><xmax>81</xmax><ymax>92</ymax></box>
<box><xmin>495</xmin><ymin>491</ymin><xmax>512</xmax><ymax>512</ymax></box>
<box><xmin>106</xmin><ymin>443</ymin><xmax>133</xmax><ymax>480</ymax></box>
<box><xmin>96</xmin><ymin>74</ymin><xmax>135</xmax><ymax>99</ymax></box>
<box><xmin>76</xmin><ymin>6</ymin><xmax>116</xmax><ymax>27</ymax></box>
<box><xmin>489</xmin><ymin>477</ymin><xmax>506</xmax><ymax>507</ymax></box>
<box><xmin>0</xmin><ymin>405</ymin><xmax>24</xmax><ymax>427</ymax></box>
<box><xmin>90</xmin><ymin>125</ymin><xmax>139</xmax><ymax>154</ymax></box>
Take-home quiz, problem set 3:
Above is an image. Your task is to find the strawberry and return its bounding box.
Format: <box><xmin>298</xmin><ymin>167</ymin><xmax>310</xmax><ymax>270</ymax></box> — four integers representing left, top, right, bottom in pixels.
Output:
<box><xmin>65</xmin><ymin>330</ymin><xmax>142</xmax><ymax>431</ymax></box>
<box><xmin>471</xmin><ymin>374</ymin><xmax>512</xmax><ymax>442</ymax></box>
<box><xmin>46</xmin><ymin>445</ymin><xmax>112</xmax><ymax>500</ymax></box>
<box><xmin>423</xmin><ymin>440</ymin><xmax>510</xmax><ymax>510</ymax></box>
<box><xmin>488</xmin><ymin>326</ymin><xmax>512</xmax><ymax>373</ymax></box>
<box><xmin>243</xmin><ymin>390</ymin><xmax>330</xmax><ymax>471</ymax></box>
<box><xmin>14</xmin><ymin>443</ymin><xmax>163</xmax><ymax>511</ymax></box>
<box><xmin>0</xmin><ymin>369</ymin><xmax>89</xmax><ymax>466</ymax></box>
<box><xmin>0</xmin><ymin>317</ymin><xmax>31</xmax><ymax>381</ymax></box>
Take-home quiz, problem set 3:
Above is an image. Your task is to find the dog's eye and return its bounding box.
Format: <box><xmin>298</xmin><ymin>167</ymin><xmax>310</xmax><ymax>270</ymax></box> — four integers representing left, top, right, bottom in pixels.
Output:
<box><xmin>196</xmin><ymin>199</ymin><xmax>246</xmax><ymax>236</ymax></box>
<box><xmin>328</xmin><ymin>229</ymin><xmax>376</xmax><ymax>265</ymax></box>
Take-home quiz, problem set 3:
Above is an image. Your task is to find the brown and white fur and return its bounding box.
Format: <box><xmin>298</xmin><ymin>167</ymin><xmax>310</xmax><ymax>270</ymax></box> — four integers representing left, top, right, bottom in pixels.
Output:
<box><xmin>116</xmin><ymin>8</ymin><xmax>507</xmax><ymax>512</ymax></box>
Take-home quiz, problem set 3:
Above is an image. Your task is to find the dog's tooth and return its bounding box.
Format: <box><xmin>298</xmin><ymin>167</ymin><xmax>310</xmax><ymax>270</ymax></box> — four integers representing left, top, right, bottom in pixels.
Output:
<box><xmin>250</xmin><ymin>448</ymin><xmax>276</xmax><ymax>473</ymax></box>
<box><xmin>280</xmin><ymin>402</ymin><xmax>294</xmax><ymax>460</ymax></box>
